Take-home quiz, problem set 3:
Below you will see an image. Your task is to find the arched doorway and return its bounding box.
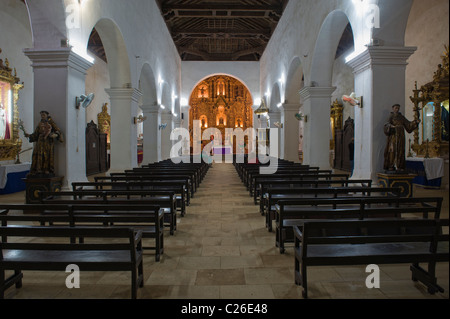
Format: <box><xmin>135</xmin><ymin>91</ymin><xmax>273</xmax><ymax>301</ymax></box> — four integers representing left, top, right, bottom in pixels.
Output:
<box><xmin>87</xmin><ymin>18</ymin><xmax>135</xmax><ymax>173</ymax></box>
<box><xmin>302</xmin><ymin>10</ymin><xmax>353</xmax><ymax>169</ymax></box>
<box><xmin>189</xmin><ymin>75</ymin><xmax>253</xmax><ymax>154</ymax></box>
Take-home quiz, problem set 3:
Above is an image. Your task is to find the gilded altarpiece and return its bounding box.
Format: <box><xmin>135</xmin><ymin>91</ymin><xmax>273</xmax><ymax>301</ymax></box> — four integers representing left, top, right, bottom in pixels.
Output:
<box><xmin>189</xmin><ymin>76</ymin><xmax>253</xmax><ymax>153</ymax></box>
<box><xmin>410</xmin><ymin>46</ymin><xmax>449</xmax><ymax>158</ymax></box>
<box><xmin>97</xmin><ymin>103</ymin><xmax>111</xmax><ymax>148</ymax></box>
<box><xmin>0</xmin><ymin>49</ymin><xmax>23</xmax><ymax>161</ymax></box>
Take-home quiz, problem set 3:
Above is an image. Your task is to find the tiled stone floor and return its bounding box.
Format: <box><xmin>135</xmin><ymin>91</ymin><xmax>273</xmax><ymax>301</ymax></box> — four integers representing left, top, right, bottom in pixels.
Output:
<box><xmin>1</xmin><ymin>163</ymin><xmax>448</xmax><ymax>299</ymax></box>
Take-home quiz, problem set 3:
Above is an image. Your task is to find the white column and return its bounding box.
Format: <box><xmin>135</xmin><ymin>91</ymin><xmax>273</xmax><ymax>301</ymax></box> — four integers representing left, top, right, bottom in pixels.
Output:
<box><xmin>299</xmin><ymin>86</ymin><xmax>336</xmax><ymax>170</ymax></box>
<box><xmin>347</xmin><ymin>46</ymin><xmax>416</xmax><ymax>182</ymax></box>
<box><xmin>141</xmin><ymin>104</ymin><xmax>161</xmax><ymax>164</ymax></box>
<box><xmin>282</xmin><ymin>104</ymin><xmax>301</xmax><ymax>162</ymax></box>
<box><xmin>105</xmin><ymin>88</ymin><xmax>142</xmax><ymax>173</ymax></box>
<box><xmin>268</xmin><ymin>112</ymin><xmax>282</xmax><ymax>159</ymax></box>
<box><xmin>160</xmin><ymin>112</ymin><xmax>174</xmax><ymax>161</ymax></box>
<box><xmin>24</xmin><ymin>48</ymin><xmax>93</xmax><ymax>189</ymax></box>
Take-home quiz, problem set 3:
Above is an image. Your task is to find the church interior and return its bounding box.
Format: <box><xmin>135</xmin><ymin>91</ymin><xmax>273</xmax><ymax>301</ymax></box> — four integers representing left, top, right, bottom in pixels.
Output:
<box><xmin>0</xmin><ymin>0</ymin><xmax>449</xmax><ymax>301</ymax></box>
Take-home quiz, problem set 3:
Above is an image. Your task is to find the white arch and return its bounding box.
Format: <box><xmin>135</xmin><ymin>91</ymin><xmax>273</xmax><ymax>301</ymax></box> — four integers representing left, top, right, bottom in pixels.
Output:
<box><xmin>188</xmin><ymin>73</ymin><xmax>254</xmax><ymax>104</ymax></box>
<box><xmin>310</xmin><ymin>10</ymin><xmax>351</xmax><ymax>87</ymax></box>
<box><xmin>93</xmin><ymin>18</ymin><xmax>131</xmax><ymax>88</ymax></box>
<box><xmin>285</xmin><ymin>56</ymin><xmax>304</xmax><ymax>104</ymax></box>
<box><xmin>269</xmin><ymin>82</ymin><xmax>282</xmax><ymax>112</ymax></box>
<box><xmin>24</xmin><ymin>0</ymin><xmax>67</xmax><ymax>49</ymax></box>
<box><xmin>139</xmin><ymin>63</ymin><xmax>158</xmax><ymax>107</ymax></box>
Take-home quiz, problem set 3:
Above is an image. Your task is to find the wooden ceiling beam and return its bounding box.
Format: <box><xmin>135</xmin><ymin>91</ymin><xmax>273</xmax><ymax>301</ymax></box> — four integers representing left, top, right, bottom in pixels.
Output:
<box><xmin>231</xmin><ymin>45</ymin><xmax>265</xmax><ymax>60</ymax></box>
<box><xmin>178</xmin><ymin>46</ymin><xmax>211</xmax><ymax>61</ymax></box>
<box><xmin>165</xmin><ymin>12</ymin><xmax>276</xmax><ymax>19</ymax></box>
<box><xmin>158</xmin><ymin>0</ymin><xmax>289</xmax><ymax>61</ymax></box>
<box><xmin>161</xmin><ymin>4</ymin><xmax>282</xmax><ymax>12</ymax></box>
<box><xmin>172</xmin><ymin>29</ymin><xmax>272</xmax><ymax>36</ymax></box>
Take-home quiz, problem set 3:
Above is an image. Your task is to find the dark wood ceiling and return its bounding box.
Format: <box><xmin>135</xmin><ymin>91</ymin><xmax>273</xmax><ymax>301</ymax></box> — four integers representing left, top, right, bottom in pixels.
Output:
<box><xmin>88</xmin><ymin>28</ymin><xmax>107</xmax><ymax>63</ymax></box>
<box><xmin>156</xmin><ymin>0</ymin><xmax>289</xmax><ymax>61</ymax></box>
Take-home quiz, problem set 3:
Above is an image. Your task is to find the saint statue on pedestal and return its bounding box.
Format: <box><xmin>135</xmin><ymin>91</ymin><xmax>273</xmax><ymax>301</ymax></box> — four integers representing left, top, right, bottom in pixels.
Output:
<box><xmin>24</xmin><ymin>111</ymin><xmax>64</xmax><ymax>177</ymax></box>
<box><xmin>383</xmin><ymin>104</ymin><xmax>420</xmax><ymax>173</ymax></box>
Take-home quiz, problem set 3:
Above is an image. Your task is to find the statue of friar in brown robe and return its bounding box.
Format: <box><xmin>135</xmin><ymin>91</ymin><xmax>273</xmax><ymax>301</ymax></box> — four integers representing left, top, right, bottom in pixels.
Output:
<box><xmin>25</xmin><ymin>111</ymin><xmax>64</xmax><ymax>177</ymax></box>
<box><xmin>383</xmin><ymin>104</ymin><xmax>420</xmax><ymax>172</ymax></box>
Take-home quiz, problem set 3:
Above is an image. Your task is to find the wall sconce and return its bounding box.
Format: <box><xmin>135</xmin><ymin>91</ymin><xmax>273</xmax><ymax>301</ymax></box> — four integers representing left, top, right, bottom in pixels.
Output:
<box><xmin>134</xmin><ymin>115</ymin><xmax>147</xmax><ymax>124</ymax></box>
<box><xmin>274</xmin><ymin>122</ymin><xmax>284</xmax><ymax>129</ymax></box>
<box><xmin>343</xmin><ymin>93</ymin><xmax>363</xmax><ymax>108</ymax></box>
<box><xmin>76</xmin><ymin>93</ymin><xmax>95</xmax><ymax>109</ymax></box>
<box><xmin>295</xmin><ymin>113</ymin><xmax>308</xmax><ymax>123</ymax></box>
<box><xmin>159</xmin><ymin>123</ymin><xmax>168</xmax><ymax>130</ymax></box>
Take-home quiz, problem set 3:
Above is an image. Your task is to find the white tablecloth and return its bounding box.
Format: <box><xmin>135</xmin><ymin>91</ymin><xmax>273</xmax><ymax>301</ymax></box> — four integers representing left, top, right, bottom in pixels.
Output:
<box><xmin>406</xmin><ymin>157</ymin><xmax>444</xmax><ymax>180</ymax></box>
<box><xmin>0</xmin><ymin>163</ymin><xmax>31</xmax><ymax>188</ymax></box>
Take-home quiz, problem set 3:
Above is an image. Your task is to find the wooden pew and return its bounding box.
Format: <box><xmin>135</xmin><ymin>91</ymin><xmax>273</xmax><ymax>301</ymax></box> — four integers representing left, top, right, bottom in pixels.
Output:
<box><xmin>72</xmin><ymin>181</ymin><xmax>187</xmax><ymax>216</ymax></box>
<box><xmin>94</xmin><ymin>174</ymin><xmax>192</xmax><ymax>205</ymax></box>
<box><xmin>0</xmin><ymin>204</ymin><xmax>165</xmax><ymax>262</ymax></box>
<box><xmin>0</xmin><ymin>226</ymin><xmax>144</xmax><ymax>299</ymax></box>
<box><xmin>250</xmin><ymin>173</ymin><xmax>350</xmax><ymax>203</ymax></box>
<box><xmin>275</xmin><ymin>196</ymin><xmax>443</xmax><ymax>253</ymax></box>
<box><xmin>242</xmin><ymin>164</ymin><xmax>320</xmax><ymax>188</ymax></box>
<box><xmin>112</xmin><ymin>172</ymin><xmax>196</xmax><ymax>196</ymax></box>
<box><xmin>257</xmin><ymin>179</ymin><xmax>373</xmax><ymax>207</ymax></box>
<box><xmin>38</xmin><ymin>190</ymin><xmax>177</xmax><ymax>235</ymax></box>
<box><xmin>294</xmin><ymin>218</ymin><xmax>449</xmax><ymax>298</ymax></box>
<box><xmin>142</xmin><ymin>162</ymin><xmax>209</xmax><ymax>183</ymax></box>
<box><xmin>133</xmin><ymin>167</ymin><xmax>201</xmax><ymax>189</ymax></box>
<box><xmin>263</xmin><ymin>186</ymin><xmax>401</xmax><ymax>232</ymax></box>
<box><xmin>115</xmin><ymin>170</ymin><xmax>194</xmax><ymax>198</ymax></box>
<box><xmin>247</xmin><ymin>169</ymin><xmax>334</xmax><ymax>188</ymax></box>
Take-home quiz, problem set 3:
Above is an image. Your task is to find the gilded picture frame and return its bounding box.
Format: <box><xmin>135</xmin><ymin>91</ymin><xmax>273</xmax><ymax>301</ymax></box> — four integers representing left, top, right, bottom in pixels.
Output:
<box><xmin>0</xmin><ymin>48</ymin><xmax>23</xmax><ymax>161</ymax></box>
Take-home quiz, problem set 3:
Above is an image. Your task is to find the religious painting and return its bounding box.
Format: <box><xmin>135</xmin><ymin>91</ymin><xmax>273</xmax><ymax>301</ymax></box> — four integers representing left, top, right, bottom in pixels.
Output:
<box><xmin>0</xmin><ymin>48</ymin><xmax>23</xmax><ymax>161</ymax></box>
<box><xmin>0</xmin><ymin>81</ymin><xmax>11</xmax><ymax>140</ymax></box>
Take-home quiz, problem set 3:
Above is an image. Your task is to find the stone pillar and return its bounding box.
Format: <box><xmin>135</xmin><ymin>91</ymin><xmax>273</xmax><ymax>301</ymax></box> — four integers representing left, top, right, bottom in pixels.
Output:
<box><xmin>24</xmin><ymin>48</ymin><xmax>93</xmax><ymax>189</ymax></box>
<box><xmin>282</xmin><ymin>104</ymin><xmax>301</xmax><ymax>162</ymax></box>
<box><xmin>299</xmin><ymin>86</ymin><xmax>336</xmax><ymax>170</ymax></box>
<box><xmin>347</xmin><ymin>46</ymin><xmax>416</xmax><ymax>182</ymax></box>
<box><xmin>105</xmin><ymin>88</ymin><xmax>142</xmax><ymax>173</ymax></box>
<box><xmin>141</xmin><ymin>104</ymin><xmax>161</xmax><ymax>164</ymax></box>
<box><xmin>161</xmin><ymin>112</ymin><xmax>174</xmax><ymax>161</ymax></box>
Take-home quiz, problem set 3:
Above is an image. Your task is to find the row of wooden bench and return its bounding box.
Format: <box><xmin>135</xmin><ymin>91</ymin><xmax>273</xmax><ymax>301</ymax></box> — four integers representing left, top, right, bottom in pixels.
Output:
<box><xmin>0</xmin><ymin>160</ymin><xmax>210</xmax><ymax>299</ymax></box>
<box><xmin>233</xmin><ymin>160</ymin><xmax>449</xmax><ymax>298</ymax></box>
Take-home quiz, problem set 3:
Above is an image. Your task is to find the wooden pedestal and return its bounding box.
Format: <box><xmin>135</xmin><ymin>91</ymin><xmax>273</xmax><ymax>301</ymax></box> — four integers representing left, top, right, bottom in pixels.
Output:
<box><xmin>377</xmin><ymin>173</ymin><xmax>417</xmax><ymax>198</ymax></box>
<box><xmin>23</xmin><ymin>176</ymin><xmax>64</xmax><ymax>205</ymax></box>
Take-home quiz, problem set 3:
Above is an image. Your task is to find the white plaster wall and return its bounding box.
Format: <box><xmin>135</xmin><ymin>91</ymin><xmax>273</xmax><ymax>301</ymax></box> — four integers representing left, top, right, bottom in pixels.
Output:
<box><xmin>261</xmin><ymin>1</ymin><xmax>340</xmax><ymax>92</ymax></box>
<box><xmin>20</xmin><ymin>0</ymin><xmax>181</xmax><ymax>176</ymax></box>
<box><xmin>180</xmin><ymin>61</ymin><xmax>260</xmax><ymax>129</ymax></box>
<box><xmin>404</xmin><ymin>0</ymin><xmax>449</xmax><ymax>189</ymax></box>
<box><xmin>26</xmin><ymin>0</ymin><xmax>181</xmax><ymax>125</ymax></box>
<box><xmin>262</xmin><ymin>0</ymin><xmax>414</xmax><ymax>105</ymax></box>
<box><xmin>76</xmin><ymin>0</ymin><xmax>181</xmax><ymax>102</ymax></box>
<box><xmin>73</xmin><ymin>0</ymin><xmax>182</xmax><ymax>169</ymax></box>
<box><xmin>0</xmin><ymin>0</ymin><xmax>34</xmax><ymax>164</ymax></box>
<box><xmin>85</xmin><ymin>56</ymin><xmax>110</xmax><ymax>125</ymax></box>
<box><xmin>261</xmin><ymin>0</ymin><xmax>414</xmax><ymax>171</ymax></box>
<box><xmin>405</xmin><ymin>0</ymin><xmax>449</xmax><ymax>131</ymax></box>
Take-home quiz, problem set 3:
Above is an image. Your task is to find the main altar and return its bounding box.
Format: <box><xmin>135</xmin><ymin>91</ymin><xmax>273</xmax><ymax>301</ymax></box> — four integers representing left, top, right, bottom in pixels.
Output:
<box><xmin>189</xmin><ymin>75</ymin><xmax>254</xmax><ymax>154</ymax></box>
